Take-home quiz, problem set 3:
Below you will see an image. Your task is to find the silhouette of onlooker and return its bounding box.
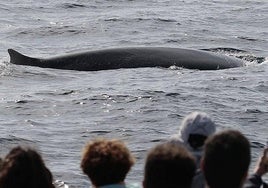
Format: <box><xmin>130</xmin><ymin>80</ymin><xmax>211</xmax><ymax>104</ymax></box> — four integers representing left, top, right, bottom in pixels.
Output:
<box><xmin>143</xmin><ymin>142</ymin><xmax>196</xmax><ymax>188</ymax></box>
<box><xmin>81</xmin><ymin>138</ymin><xmax>135</xmax><ymax>188</ymax></box>
<box><xmin>170</xmin><ymin>111</ymin><xmax>216</xmax><ymax>165</ymax></box>
<box><xmin>170</xmin><ymin>111</ymin><xmax>216</xmax><ymax>188</ymax></box>
<box><xmin>244</xmin><ymin>147</ymin><xmax>268</xmax><ymax>188</ymax></box>
<box><xmin>201</xmin><ymin>130</ymin><xmax>251</xmax><ymax>188</ymax></box>
<box><xmin>0</xmin><ymin>146</ymin><xmax>55</xmax><ymax>188</ymax></box>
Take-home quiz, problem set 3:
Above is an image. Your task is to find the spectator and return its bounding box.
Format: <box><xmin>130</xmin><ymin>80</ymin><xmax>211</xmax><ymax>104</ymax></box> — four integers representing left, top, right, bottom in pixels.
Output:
<box><xmin>170</xmin><ymin>111</ymin><xmax>216</xmax><ymax>188</ymax></box>
<box><xmin>201</xmin><ymin>130</ymin><xmax>251</xmax><ymax>188</ymax></box>
<box><xmin>170</xmin><ymin>111</ymin><xmax>216</xmax><ymax>165</ymax></box>
<box><xmin>143</xmin><ymin>142</ymin><xmax>196</xmax><ymax>188</ymax></box>
<box><xmin>244</xmin><ymin>147</ymin><xmax>268</xmax><ymax>188</ymax></box>
<box><xmin>81</xmin><ymin>138</ymin><xmax>135</xmax><ymax>188</ymax></box>
<box><xmin>0</xmin><ymin>146</ymin><xmax>55</xmax><ymax>188</ymax></box>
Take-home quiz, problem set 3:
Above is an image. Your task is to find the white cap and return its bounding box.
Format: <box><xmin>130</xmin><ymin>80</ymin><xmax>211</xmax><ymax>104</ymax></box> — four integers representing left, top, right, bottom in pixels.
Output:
<box><xmin>178</xmin><ymin>111</ymin><xmax>216</xmax><ymax>144</ymax></box>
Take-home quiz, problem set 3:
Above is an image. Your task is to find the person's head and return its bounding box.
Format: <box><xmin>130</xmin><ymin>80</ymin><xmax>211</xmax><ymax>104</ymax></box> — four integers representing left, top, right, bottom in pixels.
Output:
<box><xmin>143</xmin><ymin>142</ymin><xmax>196</xmax><ymax>188</ymax></box>
<box><xmin>201</xmin><ymin>130</ymin><xmax>251</xmax><ymax>188</ymax></box>
<box><xmin>178</xmin><ymin>112</ymin><xmax>216</xmax><ymax>150</ymax></box>
<box><xmin>0</xmin><ymin>146</ymin><xmax>54</xmax><ymax>188</ymax></box>
<box><xmin>81</xmin><ymin>138</ymin><xmax>135</xmax><ymax>187</ymax></box>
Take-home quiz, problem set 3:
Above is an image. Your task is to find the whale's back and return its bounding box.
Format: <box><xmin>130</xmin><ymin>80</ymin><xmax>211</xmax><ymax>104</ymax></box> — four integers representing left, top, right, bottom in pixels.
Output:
<box><xmin>8</xmin><ymin>47</ymin><xmax>244</xmax><ymax>71</ymax></box>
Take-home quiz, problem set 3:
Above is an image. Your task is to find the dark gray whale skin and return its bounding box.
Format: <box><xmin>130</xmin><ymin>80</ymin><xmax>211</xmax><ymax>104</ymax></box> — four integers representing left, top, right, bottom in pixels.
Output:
<box><xmin>8</xmin><ymin>47</ymin><xmax>244</xmax><ymax>71</ymax></box>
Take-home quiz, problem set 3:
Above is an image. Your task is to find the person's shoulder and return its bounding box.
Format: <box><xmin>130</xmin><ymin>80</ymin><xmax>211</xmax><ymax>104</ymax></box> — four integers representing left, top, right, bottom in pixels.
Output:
<box><xmin>169</xmin><ymin>134</ymin><xmax>184</xmax><ymax>145</ymax></box>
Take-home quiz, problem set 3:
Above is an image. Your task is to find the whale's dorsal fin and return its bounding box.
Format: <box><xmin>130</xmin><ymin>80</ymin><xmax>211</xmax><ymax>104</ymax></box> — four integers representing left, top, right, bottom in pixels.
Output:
<box><xmin>8</xmin><ymin>49</ymin><xmax>40</xmax><ymax>66</ymax></box>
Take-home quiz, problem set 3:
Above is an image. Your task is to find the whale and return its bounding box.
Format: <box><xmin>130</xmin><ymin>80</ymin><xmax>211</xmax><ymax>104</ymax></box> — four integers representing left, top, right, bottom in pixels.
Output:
<box><xmin>8</xmin><ymin>47</ymin><xmax>244</xmax><ymax>71</ymax></box>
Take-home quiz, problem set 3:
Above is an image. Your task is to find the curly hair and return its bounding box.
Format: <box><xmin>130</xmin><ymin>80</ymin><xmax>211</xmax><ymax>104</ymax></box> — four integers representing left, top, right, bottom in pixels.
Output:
<box><xmin>81</xmin><ymin>138</ymin><xmax>135</xmax><ymax>186</ymax></box>
<box><xmin>0</xmin><ymin>146</ymin><xmax>55</xmax><ymax>188</ymax></box>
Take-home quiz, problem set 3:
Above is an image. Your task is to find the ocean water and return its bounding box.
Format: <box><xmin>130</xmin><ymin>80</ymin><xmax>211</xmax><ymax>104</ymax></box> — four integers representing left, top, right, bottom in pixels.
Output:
<box><xmin>0</xmin><ymin>0</ymin><xmax>268</xmax><ymax>187</ymax></box>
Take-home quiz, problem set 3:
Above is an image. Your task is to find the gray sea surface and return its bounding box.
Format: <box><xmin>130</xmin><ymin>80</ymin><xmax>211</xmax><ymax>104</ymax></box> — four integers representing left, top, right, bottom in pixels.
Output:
<box><xmin>0</xmin><ymin>0</ymin><xmax>268</xmax><ymax>187</ymax></box>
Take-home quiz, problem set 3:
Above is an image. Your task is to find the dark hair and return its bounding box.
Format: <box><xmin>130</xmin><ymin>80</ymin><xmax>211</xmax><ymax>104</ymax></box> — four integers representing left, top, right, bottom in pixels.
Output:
<box><xmin>144</xmin><ymin>142</ymin><xmax>196</xmax><ymax>188</ymax></box>
<box><xmin>203</xmin><ymin>130</ymin><xmax>250</xmax><ymax>188</ymax></box>
<box><xmin>81</xmin><ymin>138</ymin><xmax>135</xmax><ymax>187</ymax></box>
<box><xmin>0</xmin><ymin>146</ymin><xmax>54</xmax><ymax>188</ymax></box>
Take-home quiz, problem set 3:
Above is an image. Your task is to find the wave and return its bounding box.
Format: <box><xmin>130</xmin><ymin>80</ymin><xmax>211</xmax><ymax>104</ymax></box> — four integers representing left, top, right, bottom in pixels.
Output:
<box><xmin>0</xmin><ymin>60</ymin><xmax>13</xmax><ymax>77</ymax></box>
<box><xmin>9</xmin><ymin>25</ymin><xmax>87</xmax><ymax>38</ymax></box>
<box><xmin>60</xmin><ymin>3</ymin><xmax>87</xmax><ymax>9</ymax></box>
<box><xmin>201</xmin><ymin>47</ymin><xmax>266</xmax><ymax>64</ymax></box>
<box><xmin>0</xmin><ymin>135</ymin><xmax>36</xmax><ymax>154</ymax></box>
<box><xmin>104</xmin><ymin>17</ymin><xmax>179</xmax><ymax>24</ymax></box>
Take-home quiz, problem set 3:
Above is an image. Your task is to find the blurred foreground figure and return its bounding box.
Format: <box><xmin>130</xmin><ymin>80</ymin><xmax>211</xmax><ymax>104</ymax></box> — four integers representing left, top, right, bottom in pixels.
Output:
<box><xmin>170</xmin><ymin>111</ymin><xmax>216</xmax><ymax>164</ymax></box>
<box><xmin>170</xmin><ymin>111</ymin><xmax>216</xmax><ymax>188</ymax></box>
<box><xmin>0</xmin><ymin>146</ymin><xmax>55</xmax><ymax>188</ymax></box>
<box><xmin>143</xmin><ymin>142</ymin><xmax>196</xmax><ymax>188</ymax></box>
<box><xmin>244</xmin><ymin>147</ymin><xmax>268</xmax><ymax>188</ymax></box>
<box><xmin>202</xmin><ymin>130</ymin><xmax>250</xmax><ymax>188</ymax></box>
<box><xmin>81</xmin><ymin>138</ymin><xmax>135</xmax><ymax>188</ymax></box>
